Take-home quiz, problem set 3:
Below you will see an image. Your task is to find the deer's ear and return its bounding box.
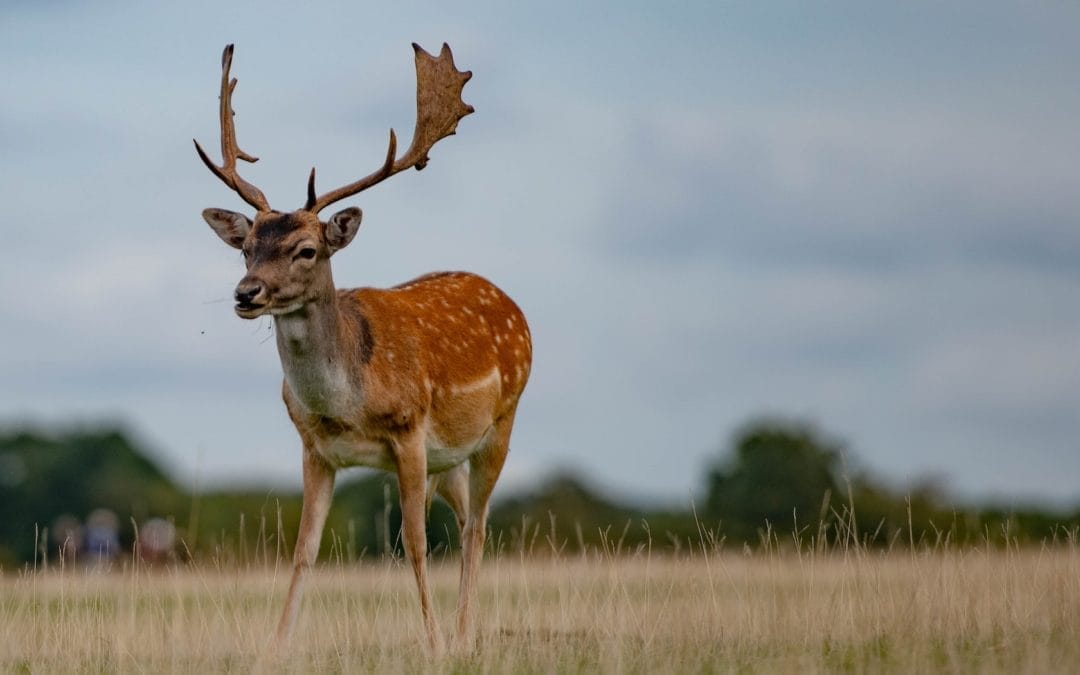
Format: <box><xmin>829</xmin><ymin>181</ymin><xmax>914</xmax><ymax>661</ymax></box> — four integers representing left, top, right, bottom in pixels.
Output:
<box><xmin>202</xmin><ymin>208</ymin><xmax>252</xmax><ymax>249</ymax></box>
<box><xmin>326</xmin><ymin>207</ymin><xmax>363</xmax><ymax>253</ymax></box>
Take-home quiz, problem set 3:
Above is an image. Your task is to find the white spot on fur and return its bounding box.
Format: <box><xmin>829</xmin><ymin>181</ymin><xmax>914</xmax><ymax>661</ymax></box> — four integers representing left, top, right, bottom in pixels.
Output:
<box><xmin>448</xmin><ymin>368</ymin><xmax>500</xmax><ymax>395</ymax></box>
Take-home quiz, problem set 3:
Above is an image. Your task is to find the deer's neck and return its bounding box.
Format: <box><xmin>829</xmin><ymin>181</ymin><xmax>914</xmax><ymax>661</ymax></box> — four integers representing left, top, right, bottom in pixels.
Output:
<box><xmin>273</xmin><ymin>290</ymin><xmax>359</xmax><ymax>417</ymax></box>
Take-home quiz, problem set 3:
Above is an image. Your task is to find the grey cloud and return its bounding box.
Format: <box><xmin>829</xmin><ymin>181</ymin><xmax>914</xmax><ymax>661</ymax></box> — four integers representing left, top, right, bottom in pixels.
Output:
<box><xmin>2</xmin><ymin>1</ymin><xmax>1079</xmax><ymax>507</ymax></box>
<box><xmin>598</xmin><ymin>108</ymin><xmax>1080</xmax><ymax>277</ymax></box>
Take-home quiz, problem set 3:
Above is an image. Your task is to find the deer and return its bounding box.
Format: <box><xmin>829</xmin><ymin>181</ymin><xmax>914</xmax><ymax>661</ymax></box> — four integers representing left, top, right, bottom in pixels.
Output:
<box><xmin>193</xmin><ymin>43</ymin><xmax>531</xmax><ymax>653</ymax></box>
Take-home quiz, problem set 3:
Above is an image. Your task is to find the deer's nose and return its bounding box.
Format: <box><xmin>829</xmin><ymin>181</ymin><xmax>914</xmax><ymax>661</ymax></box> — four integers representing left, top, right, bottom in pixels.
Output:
<box><xmin>234</xmin><ymin>282</ymin><xmax>263</xmax><ymax>305</ymax></box>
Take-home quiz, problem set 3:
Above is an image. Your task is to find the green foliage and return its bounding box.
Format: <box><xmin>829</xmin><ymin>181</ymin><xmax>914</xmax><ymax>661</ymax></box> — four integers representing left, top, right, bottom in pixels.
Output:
<box><xmin>2</xmin><ymin>422</ymin><xmax>1079</xmax><ymax>567</ymax></box>
<box><xmin>326</xmin><ymin>472</ymin><xmax>459</xmax><ymax>560</ymax></box>
<box><xmin>0</xmin><ymin>428</ymin><xmax>184</xmax><ymax>566</ymax></box>
<box><xmin>182</xmin><ymin>489</ymin><xmax>302</xmax><ymax>564</ymax></box>
<box><xmin>488</xmin><ymin>471</ymin><xmax>636</xmax><ymax>552</ymax></box>
<box><xmin>182</xmin><ymin>473</ymin><xmax>461</xmax><ymax>565</ymax></box>
<box><xmin>702</xmin><ymin>419</ymin><xmax>1080</xmax><ymax>548</ymax></box>
<box><xmin>486</xmin><ymin>472</ymin><xmax>702</xmax><ymax>554</ymax></box>
<box><xmin>704</xmin><ymin>421</ymin><xmax>842</xmax><ymax>541</ymax></box>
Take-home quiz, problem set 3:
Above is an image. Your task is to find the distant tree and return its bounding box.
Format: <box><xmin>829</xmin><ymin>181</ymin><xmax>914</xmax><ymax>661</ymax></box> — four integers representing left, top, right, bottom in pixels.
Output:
<box><xmin>328</xmin><ymin>472</ymin><xmax>459</xmax><ymax>560</ymax></box>
<box><xmin>5</xmin><ymin>420</ymin><xmax>1076</xmax><ymax>566</ymax></box>
<box><xmin>487</xmin><ymin>471</ymin><xmax>646</xmax><ymax>553</ymax></box>
<box><xmin>0</xmin><ymin>428</ymin><xmax>184</xmax><ymax>566</ymax></box>
<box><xmin>187</xmin><ymin>471</ymin><xmax>462</xmax><ymax>565</ymax></box>
<box><xmin>704</xmin><ymin>420</ymin><xmax>843</xmax><ymax>542</ymax></box>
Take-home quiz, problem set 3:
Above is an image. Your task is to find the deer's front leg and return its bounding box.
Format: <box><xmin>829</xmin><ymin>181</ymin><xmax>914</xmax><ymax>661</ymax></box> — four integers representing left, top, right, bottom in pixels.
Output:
<box><xmin>395</xmin><ymin>433</ymin><xmax>445</xmax><ymax>654</ymax></box>
<box><xmin>275</xmin><ymin>446</ymin><xmax>335</xmax><ymax>645</ymax></box>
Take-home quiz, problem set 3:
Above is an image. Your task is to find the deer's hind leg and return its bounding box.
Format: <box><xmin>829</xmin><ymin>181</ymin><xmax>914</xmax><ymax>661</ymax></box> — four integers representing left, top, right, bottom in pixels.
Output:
<box><xmin>455</xmin><ymin>408</ymin><xmax>516</xmax><ymax>649</ymax></box>
<box><xmin>431</xmin><ymin>462</ymin><xmax>469</xmax><ymax>533</ymax></box>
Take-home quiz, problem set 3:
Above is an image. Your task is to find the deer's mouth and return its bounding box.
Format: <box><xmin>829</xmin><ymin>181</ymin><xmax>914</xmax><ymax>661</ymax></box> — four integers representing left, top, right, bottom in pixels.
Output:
<box><xmin>235</xmin><ymin>301</ymin><xmax>267</xmax><ymax>319</ymax></box>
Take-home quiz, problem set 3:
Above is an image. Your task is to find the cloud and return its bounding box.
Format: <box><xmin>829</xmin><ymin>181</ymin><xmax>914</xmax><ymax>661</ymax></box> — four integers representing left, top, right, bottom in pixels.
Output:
<box><xmin>595</xmin><ymin>101</ymin><xmax>1080</xmax><ymax>273</ymax></box>
<box><xmin>1</xmin><ymin>1</ymin><xmax>1078</xmax><ymax>507</ymax></box>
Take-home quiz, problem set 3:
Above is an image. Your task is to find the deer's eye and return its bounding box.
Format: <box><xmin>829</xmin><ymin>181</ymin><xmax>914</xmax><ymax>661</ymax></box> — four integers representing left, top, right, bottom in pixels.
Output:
<box><xmin>295</xmin><ymin>247</ymin><xmax>317</xmax><ymax>261</ymax></box>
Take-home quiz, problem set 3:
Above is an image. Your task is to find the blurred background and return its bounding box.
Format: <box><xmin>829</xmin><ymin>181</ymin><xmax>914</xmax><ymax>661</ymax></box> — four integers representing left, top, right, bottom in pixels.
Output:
<box><xmin>1</xmin><ymin>2</ymin><xmax>1078</xmax><ymax>565</ymax></box>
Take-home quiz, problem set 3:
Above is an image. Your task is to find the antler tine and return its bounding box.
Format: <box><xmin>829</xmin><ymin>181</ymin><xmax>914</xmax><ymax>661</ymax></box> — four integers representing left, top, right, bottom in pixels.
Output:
<box><xmin>393</xmin><ymin>43</ymin><xmax>475</xmax><ymax>172</ymax></box>
<box><xmin>193</xmin><ymin>44</ymin><xmax>271</xmax><ymax>212</ymax></box>
<box><xmin>305</xmin><ymin>129</ymin><xmax>397</xmax><ymax>211</ymax></box>
<box><xmin>306</xmin><ymin>42</ymin><xmax>473</xmax><ymax>214</ymax></box>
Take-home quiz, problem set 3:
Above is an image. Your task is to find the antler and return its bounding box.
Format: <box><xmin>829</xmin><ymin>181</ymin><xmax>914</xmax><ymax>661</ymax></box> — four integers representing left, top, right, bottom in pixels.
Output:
<box><xmin>194</xmin><ymin>44</ymin><xmax>271</xmax><ymax>212</ymax></box>
<box><xmin>305</xmin><ymin>42</ymin><xmax>474</xmax><ymax>214</ymax></box>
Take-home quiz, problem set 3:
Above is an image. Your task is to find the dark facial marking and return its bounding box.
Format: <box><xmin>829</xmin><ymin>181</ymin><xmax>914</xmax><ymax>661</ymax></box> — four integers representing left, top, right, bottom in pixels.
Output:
<box><xmin>250</xmin><ymin>213</ymin><xmax>303</xmax><ymax>263</ymax></box>
<box><xmin>255</xmin><ymin>213</ymin><xmax>302</xmax><ymax>243</ymax></box>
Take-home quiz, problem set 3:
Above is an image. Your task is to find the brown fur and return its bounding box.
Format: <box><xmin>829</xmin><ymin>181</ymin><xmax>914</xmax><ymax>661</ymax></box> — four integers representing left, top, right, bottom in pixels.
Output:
<box><xmin>283</xmin><ymin>271</ymin><xmax>531</xmax><ymax>469</ymax></box>
<box><xmin>197</xmin><ymin>41</ymin><xmax>513</xmax><ymax>654</ymax></box>
<box><xmin>204</xmin><ymin>207</ymin><xmax>531</xmax><ymax>654</ymax></box>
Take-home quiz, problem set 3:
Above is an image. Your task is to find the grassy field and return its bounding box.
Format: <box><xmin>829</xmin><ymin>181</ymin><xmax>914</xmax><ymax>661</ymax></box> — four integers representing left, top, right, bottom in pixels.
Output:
<box><xmin>2</xmin><ymin>541</ymin><xmax>1079</xmax><ymax>673</ymax></box>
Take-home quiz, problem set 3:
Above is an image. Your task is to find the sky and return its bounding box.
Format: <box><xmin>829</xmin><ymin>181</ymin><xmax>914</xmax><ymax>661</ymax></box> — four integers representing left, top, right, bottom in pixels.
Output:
<box><xmin>1</xmin><ymin>2</ymin><xmax>1078</xmax><ymax>507</ymax></box>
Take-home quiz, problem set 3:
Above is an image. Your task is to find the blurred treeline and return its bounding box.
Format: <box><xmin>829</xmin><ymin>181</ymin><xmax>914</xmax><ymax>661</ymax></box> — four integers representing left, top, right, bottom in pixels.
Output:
<box><xmin>1</xmin><ymin>420</ymin><xmax>1078</xmax><ymax>568</ymax></box>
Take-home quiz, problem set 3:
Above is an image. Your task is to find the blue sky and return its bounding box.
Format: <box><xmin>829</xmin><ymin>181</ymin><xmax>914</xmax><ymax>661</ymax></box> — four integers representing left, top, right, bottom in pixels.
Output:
<box><xmin>1</xmin><ymin>2</ymin><xmax>1078</xmax><ymax>506</ymax></box>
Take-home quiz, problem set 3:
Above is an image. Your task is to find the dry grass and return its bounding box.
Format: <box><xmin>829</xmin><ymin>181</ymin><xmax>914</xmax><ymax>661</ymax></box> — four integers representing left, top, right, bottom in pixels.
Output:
<box><xmin>2</xmin><ymin>542</ymin><xmax>1079</xmax><ymax>673</ymax></box>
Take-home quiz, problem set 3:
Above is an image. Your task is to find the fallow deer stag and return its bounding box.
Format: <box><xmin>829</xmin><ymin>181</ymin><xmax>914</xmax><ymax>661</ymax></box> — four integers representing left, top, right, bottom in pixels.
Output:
<box><xmin>194</xmin><ymin>43</ymin><xmax>531</xmax><ymax>652</ymax></box>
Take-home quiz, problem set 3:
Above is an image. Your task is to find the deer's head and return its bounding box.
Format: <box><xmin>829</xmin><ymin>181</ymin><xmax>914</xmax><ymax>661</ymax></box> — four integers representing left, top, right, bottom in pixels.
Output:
<box><xmin>196</xmin><ymin>43</ymin><xmax>473</xmax><ymax>319</ymax></box>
